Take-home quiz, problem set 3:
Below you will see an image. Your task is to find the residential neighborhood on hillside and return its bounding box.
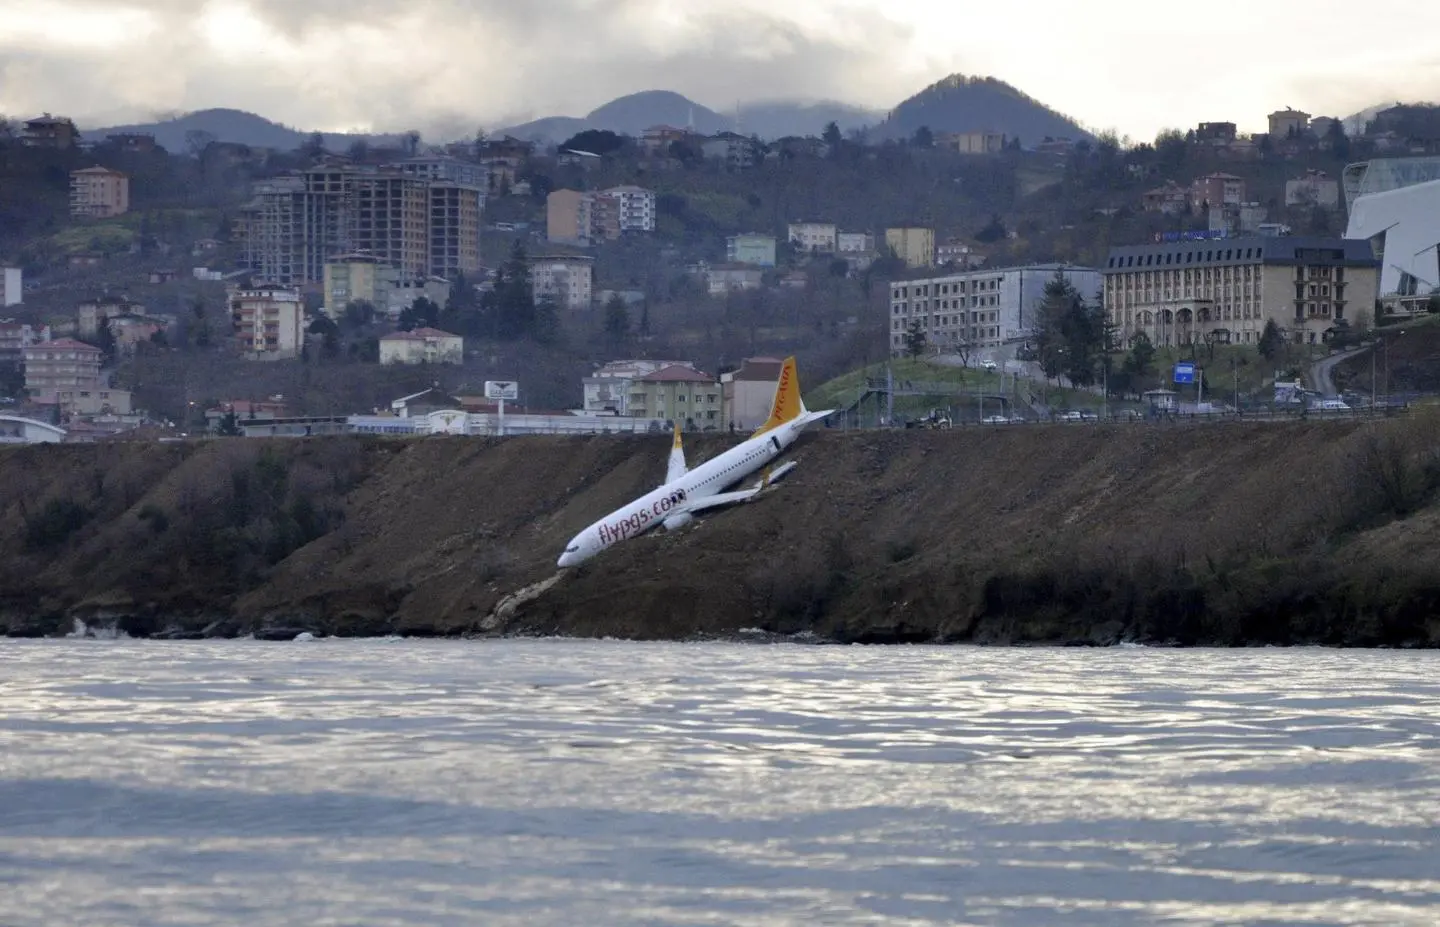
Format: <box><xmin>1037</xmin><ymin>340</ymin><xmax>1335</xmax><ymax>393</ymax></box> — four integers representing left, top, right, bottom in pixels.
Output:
<box><xmin>4</xmin><ymin>90</ymin><xmax>1440</xmax><ymax>442</ymax></box>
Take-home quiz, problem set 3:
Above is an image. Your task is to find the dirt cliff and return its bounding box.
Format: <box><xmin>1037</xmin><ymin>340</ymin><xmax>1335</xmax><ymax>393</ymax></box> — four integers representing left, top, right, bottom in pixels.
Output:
<box><xmin>4</xmin><ymin>416</ymin><xmax>1440</xmax><ymax>645</ymax></box>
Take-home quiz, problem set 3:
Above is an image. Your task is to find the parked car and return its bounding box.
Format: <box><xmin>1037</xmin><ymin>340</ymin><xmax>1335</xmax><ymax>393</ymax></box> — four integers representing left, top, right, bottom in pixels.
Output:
<box><xmin>981</xmin><ymin>360</ymin><xmax>998</xmax><ymax>371</ymax></box>
<box><xmin>981</xmin><ymin>414</ymin><xmax>1010</xmax><ymax>425</ymax></box>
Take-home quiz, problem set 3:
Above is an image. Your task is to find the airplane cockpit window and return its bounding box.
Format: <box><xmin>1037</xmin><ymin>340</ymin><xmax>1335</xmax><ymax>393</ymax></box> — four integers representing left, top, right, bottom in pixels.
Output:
<box><xmin>565</xmin><ymin>545</ymin><xmax>581</xmax><ymax>553</ymax></box>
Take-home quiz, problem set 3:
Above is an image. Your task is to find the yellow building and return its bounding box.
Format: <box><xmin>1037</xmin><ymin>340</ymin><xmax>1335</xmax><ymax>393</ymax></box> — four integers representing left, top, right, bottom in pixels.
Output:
<box><xmin>885</xmin><ymin>227</ymin><xmax>935</xmax><ymax>269</ymax></box>
<box><xmin>324</xmin><ymin>255</ymin><xmax>391</xmax><ymax>319</ymax></box>
<box><xmin>1103</xmin><ymin>236</ymin><xmax>1379</xmax><ymax>348</ymax></box>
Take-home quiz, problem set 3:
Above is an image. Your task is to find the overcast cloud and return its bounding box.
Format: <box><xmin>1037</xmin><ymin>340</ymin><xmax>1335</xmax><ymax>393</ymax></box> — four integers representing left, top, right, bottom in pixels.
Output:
<box><xmin>3</xmin><ymin>0</ymin><xmax>1440</xmax><ymax>140</ymax></box>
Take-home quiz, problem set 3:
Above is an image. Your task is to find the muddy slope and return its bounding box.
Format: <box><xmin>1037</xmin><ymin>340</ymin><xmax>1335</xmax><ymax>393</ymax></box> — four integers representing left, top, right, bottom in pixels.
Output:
<box><xmin>4</xmin><ymin>418</ymin><xmax>1440</xmax><ymax>645</ymax></box>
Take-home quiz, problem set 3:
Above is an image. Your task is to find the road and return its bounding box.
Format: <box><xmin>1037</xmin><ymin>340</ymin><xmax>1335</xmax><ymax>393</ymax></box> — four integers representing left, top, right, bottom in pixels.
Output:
<box><xmin>1309</xmin><ymin>345</ymin><xmax>1372</xmax><ymax>397</ymax></box>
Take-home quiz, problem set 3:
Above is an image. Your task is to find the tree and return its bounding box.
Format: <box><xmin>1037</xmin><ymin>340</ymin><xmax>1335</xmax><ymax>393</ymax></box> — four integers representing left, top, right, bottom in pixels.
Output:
<box><xmin>911</xmin><ymin>125</ymin><xmax>935</xmax><ymax>148</ymax></box>
<box><xmin>533</xmin><ymin>294</ymin><xmax>561</xmax><ymax>345</ymax></box>
<box><xmin>300</xmin><ymin>131</ymin><xmax>325</xmax><ymax>159</ymax></box>
<box><xmin>341</xmin><ymin>300</ymin><xmax>376</xmax><ymax>331</ymax></box>
<box><xmin>398</xmin><ymin>297</ymin><xmax>441</xmax><ymax>331</ymax></box>
<box><xmin>602</xmin><ymin>294</ymin><xmax>630</xmax><ymax>347</ymax></box>
<box><xmin>1258</xmin><ymin>318</ymin><xmax>1284</xmax><ymax>360</ymax></box>
<box><xmin>185</xmin><ymin>129</ymin><xmax>216</xmax><ymax>158</ymax></box>
<box><xmin>215</xmin><ymin>411</ymin><xmax>242</xmax><ymax>436</ymax></box>
<box><xmin>638</xmin><ymin>302</ymin><xmax>651</xmax><ymax>338</ymax></box>
<box><xmin>347</xmin><ymin>139</ymin><xmax>370</xmax><ymax>162</ymax></box>
<box><xmin>822</xmin><ymin>121</ymin><xmax>843</xmax><ymax>156</ymax></box>
<box><xmin>975</xmin><ymin>213</ymin><xmax>1008</xmax><ymax>243</ymax></box>
<box><xmin>488</xmin><ymin>240</ymin><xmax>535</xmax><ymax>340</ymax></box>
<box><xmin>1035</xmin><ymin>273</ymin><xmax>1106</xmax><ymax>385</ymax></box>
<box><xmin>559</xmin><ymin>129</ymin><xmax>625</xmax><ymax>156</ymax></box>
<box><xmin>904</xmin><ymin>321</ymin><xmax>927</xmax><ymax>359</ymax></box>
<box><xmin>92</xmin><ymin>319</ymin><xmax>117</xmax><ymax>365</ymax></box>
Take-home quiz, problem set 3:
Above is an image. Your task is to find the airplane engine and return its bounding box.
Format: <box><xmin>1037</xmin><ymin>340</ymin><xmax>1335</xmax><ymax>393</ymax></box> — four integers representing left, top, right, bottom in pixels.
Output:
<box><xmin>663</xmin><ymin>513</ymin><xmax>695</xmax><ymax>531</ymax></box>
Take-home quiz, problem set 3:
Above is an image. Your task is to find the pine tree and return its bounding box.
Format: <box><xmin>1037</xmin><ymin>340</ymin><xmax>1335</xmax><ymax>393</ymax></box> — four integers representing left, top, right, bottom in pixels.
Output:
<box><xmin>1258</xmin><ymin>319</ymin><xmax>1283</xmax><ymax>360</ymax></box>
<box><xmin>602</xmin><ymin>294</ymin><xmax>630</xmax><ymax>347</ymax></box>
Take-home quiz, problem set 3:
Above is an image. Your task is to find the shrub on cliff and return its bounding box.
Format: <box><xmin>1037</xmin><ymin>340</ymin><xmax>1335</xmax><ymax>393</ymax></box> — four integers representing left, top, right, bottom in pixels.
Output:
<box><xmin>23</xmin><ymin>499</ymin><xmax>92</xmax><ymax>553</ymax></box>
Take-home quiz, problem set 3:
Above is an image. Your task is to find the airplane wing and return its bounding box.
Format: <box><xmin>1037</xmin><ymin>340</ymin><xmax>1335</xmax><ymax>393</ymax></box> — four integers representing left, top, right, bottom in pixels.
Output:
<box><xmin>672</xmin><ymin>489</ymin><xmax>760</xmax><ymax>516</ymax></box>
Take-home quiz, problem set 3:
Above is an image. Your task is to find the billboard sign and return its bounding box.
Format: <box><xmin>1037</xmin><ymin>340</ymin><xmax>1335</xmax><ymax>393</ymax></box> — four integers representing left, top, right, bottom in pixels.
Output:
<box><xmin>1173</xmin><ymin>362</ymin><xmax>1196</xmax><ymax>385</ymax></box>
<box><xmin>484</xmin><ymin>380</ymin><xmax>519</xmax><ymax>401</ymax></box>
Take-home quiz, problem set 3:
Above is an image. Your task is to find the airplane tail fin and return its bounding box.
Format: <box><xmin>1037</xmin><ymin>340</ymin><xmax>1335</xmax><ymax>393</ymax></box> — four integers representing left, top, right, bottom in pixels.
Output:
<box><xmin>665</xmin><ymin>421</ymin><xmax>688</xmax><ymax>484</ymax></box>
<box><xmin>752</xmin><ymin>356</ymin><xmax>808</xmax><ymax>437</ymax></box>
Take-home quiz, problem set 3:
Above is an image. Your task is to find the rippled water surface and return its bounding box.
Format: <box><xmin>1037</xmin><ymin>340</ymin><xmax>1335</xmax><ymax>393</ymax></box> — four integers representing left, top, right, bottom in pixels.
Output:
<box><xmin>2</xmin><ymin>641</ymin><xmax>1439</xmax><ymax>926</ymax></box>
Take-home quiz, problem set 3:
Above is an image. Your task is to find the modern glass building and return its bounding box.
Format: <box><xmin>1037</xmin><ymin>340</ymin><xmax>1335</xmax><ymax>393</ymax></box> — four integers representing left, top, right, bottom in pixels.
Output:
<box><xmin>1342</xmin><ymin>157</ymin><xmax>1440</xmax><ymax>211</ymax></box>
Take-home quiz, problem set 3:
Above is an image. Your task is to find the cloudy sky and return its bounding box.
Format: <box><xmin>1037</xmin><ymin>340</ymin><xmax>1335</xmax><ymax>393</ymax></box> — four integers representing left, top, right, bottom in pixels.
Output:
<box><xmin>3</xmin><ymin>0</ymin><xmax>1439</xmax><ymax>139</ymax></box>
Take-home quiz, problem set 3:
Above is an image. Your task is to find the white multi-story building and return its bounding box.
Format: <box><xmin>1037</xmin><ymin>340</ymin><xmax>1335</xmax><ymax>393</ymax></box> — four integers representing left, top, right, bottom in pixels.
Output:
<box><xmin>0</xmin><ymin>267</ymin><xmax>21</xmax><ymax>307</ymax></box>
<box><xmin>788</xmin><ymin>222</ymin><xmax>838</xmax><ymax>253</ymax></box>
<box><xmin>602</xmin><ymin>186</ymin><xmax>657</xmax><ymax>233</ymax></box>
<box><xmin>229</xmin><ymin>285</ymin><xmax>305</xmax><ymax>359</ymax></box>
<box><xmin>837</xmin><ymin>232</ymin><xmax>875</xmax><ymax>255</ymax></box>
<box><xmin>379</xmin><ymin>327</ymin><xmax>463</xmax><ymax>365</ymax></box>
<box><xmin>530</xmin><ymin>255</ymin><xmax>594</xmax><ymax>310</ymax></box>
<box><xmin>888</xmin><ymin>264</ymin><xmax>1103</xmax><ymax>358</ymax></box>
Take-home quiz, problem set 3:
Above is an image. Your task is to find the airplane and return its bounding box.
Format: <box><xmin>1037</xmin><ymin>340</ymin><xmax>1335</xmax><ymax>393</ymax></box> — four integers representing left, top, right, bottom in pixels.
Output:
<box><xmin>557</xmin><ymin>356</ymin><xmax>833</xmax><ymax>568</ymax></box>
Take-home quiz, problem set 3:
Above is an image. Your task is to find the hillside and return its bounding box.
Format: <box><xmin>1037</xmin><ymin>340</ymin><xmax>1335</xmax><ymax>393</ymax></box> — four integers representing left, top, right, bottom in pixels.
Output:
<box><xmin>496</xmin><ymin>92</ymin><xmax>882</xmax><ymax>143</ymax></box>
<box><xmin>4</xmin><ymin>417</ymin><xmax>1440</xmax><ymax>647</ymax></box>
<box><xmin>872</xmin><ymin>74</ymin><xmax>1091</xmax><ymax>145</ymax></box>
<box><xmin>83</xmin><ymin>108</ymin><xmax>404</xmax><ymax>153</ymax></box>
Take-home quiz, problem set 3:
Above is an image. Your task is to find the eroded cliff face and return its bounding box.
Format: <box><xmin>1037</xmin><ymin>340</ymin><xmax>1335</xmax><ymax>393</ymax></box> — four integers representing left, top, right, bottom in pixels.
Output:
<box><xmin>5</xmin><ymin>418</ymin><xmax>1440</xmax><ymax>645</ymax></box>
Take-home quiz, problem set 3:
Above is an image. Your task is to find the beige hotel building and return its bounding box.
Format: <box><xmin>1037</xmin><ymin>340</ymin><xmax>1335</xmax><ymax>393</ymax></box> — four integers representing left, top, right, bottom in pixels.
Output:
<box><xmin>1103</xmin><ymin>236</ymin><xmax>1380</xmax><ymax>347</ymax></box>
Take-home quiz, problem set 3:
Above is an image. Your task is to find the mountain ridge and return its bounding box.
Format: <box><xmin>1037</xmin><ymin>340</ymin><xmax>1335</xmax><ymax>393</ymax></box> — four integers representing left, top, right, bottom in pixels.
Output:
<box><xmin>84</xmin><ymin>75</ymin><xmax>1089</xmax><ymax>150</ymax></box>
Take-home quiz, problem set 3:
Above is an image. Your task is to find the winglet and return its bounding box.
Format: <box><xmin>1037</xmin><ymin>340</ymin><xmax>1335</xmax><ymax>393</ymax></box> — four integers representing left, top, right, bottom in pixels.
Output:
<box><xmin>752</xmin><ymin>356</ymin><xmax>807</xmax><ymax>437</ymax></box>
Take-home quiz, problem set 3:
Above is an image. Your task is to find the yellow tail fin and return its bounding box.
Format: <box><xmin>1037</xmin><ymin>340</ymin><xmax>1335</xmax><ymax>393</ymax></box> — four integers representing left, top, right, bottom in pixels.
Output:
<box><xmin>752</xmin><ymin>356</ymin><xmax>805</xmax><ymax>437</ymax></box>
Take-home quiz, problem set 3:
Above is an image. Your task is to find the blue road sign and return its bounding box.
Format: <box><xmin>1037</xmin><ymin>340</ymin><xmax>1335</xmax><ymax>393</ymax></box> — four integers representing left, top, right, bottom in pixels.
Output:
<box><xmin>1173</xmin><ymin>362</ymin><xmax>1196</xmax><ymax>385</ymax></box>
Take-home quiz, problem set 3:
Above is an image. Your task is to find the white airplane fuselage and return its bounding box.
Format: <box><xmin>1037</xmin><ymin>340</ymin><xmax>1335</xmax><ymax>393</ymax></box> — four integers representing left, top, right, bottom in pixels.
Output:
<box><xmin>557</xmin><ymin>412</ymin><xmax>826</xmax><ymax>567</ymax></box>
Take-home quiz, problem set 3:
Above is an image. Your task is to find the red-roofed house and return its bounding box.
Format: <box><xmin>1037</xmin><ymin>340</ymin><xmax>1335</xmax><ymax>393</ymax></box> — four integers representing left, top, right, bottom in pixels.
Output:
<box><xmin>378</xmin><ymin>327</ymin><xmax>463</xmax><ymax>365</ymax></box>
<box><xmin>632</xmin><ymin>364</ymin><xmax>722</xmax><ymax>429</ymax></box>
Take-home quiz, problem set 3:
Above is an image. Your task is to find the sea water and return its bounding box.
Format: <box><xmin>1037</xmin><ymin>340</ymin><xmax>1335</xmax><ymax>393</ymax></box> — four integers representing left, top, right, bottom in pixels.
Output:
<box><xmin>1</xmin><ymin>639</ymin><xmax>1438</xmax><ymax>926</ymax></box>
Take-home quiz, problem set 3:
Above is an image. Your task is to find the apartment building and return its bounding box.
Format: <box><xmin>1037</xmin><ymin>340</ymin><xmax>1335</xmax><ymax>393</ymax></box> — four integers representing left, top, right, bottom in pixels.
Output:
<box><xmin>720</xmin><ymin>356</ymin><xmax>784</xmax><ymax>431</ymax></box>
<box><xmin>547</xmin><ymin>189</ymin><xmax>593</xmax><ymax>245</ymax></box>
<box><xmin>229</xmin><ymin>285</ymin><xmax>305</xmax><ymax>358</ymax></box>
<box><xmin>628</xmin><ymin>365</ymin><xmax>723</xmax><ymax>428</ymax></box>
<box><xmin>240</xmin><ymin>166</ymin><xmax>478</xmax><ymax>286</ymax></box>
<box><xmin>1189</xmin><ymin>172</ymin><xmax>1246</xmax><ymax>210</ymax></box>
<box><xmin>885</xmin><ymin>227</ymin><xmax>935</xmax><ymax>269</ymax></box>
<box><xmin>603</xmin><ymin>186</ymin><xmax>657</xmax><ymax>232</ymax></box>
<box><xmin>379</xmin><ymin>327</ymin><xmax>463</xmax><ymax>365</ymax></box>
<box><xmin>888</xmin><ymin>264</ymin><xmax>1103</xmax><ymax>357</ymax></box>
<box><xmin>21</xmin><ymin>115</ymin><xmax>77</xmax><ymax>149</ymax></box>
<box><xmin>1102</xmin><ymin>236</ymin><xmax>1379</xmax><ymax>348</ymax></box>
<box><xmin>70</xmin><ymin>167</ymin><xmax>130</xmax><ymax>218</ymax></box>
<box><xmin>0</xmin><ymin>321</ymin><xmax>49</xmax><ymax>363</ymax></box>
<box><xmin>1286</xmin><ymin>169</ymin><xmax>1341</xmax><ymax>209</ymax></box>
<box><xmin>788</xmin><ymin>222</ymin><xmax>837</xmax><ymax>253</ymax></box>
<box><xmin>725</xmin><ymin>233</ymin><xmax>777</xmax><ymax>267</ymax></box>
<box><xmin>530</xmin><ymin>255</ymin><xmax>594</xmax><ymax>310</ymax></box>
<box><xmin>947</xmin><ymin>131</ymin><xmax>1007</xmax><ymax>155</ymax></box>
<box><xmin>582</xmin><ymin>359</ymin><xmax>692</xmax><ymax>415</ymax></box>
<box><xmin>936</xmin><ymin>240</ymin><xmax>985</xmax><ymax>269</ymax></box>
<box><xmin>1</xmin><ymin>267</ymin><xmax>21</xmax><ymax>307</ymax></box>
<box><xmin>78</xmin><ymin>295</ymin><xmax>145</xmax><ymax>338</ymax></box>
<box><xmin>22</xmin><ymin>338</ymin><xmax>102</xmax><ymax>404</ymax></box>
<box><xmin>706</xmin><ymin>264</ymin><xmax>764</xmax><ymax>295</ymax></box>
<box><xmin>838</xmin><ymin>232</ymin><xmax>875</xmax><ymax>256</ymax></box>
<box><xmin>1269</xmin><ymin>108</ymin><xmax>1311</xmax><ymax>138</ymax></box>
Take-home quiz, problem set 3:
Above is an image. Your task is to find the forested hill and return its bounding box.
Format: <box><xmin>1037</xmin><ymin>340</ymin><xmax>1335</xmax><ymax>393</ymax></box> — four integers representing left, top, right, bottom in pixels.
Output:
<box><xmin>872</xmin><ymin>75</ymin><xmax>1091</xmax><ymax>144</ymax></box>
